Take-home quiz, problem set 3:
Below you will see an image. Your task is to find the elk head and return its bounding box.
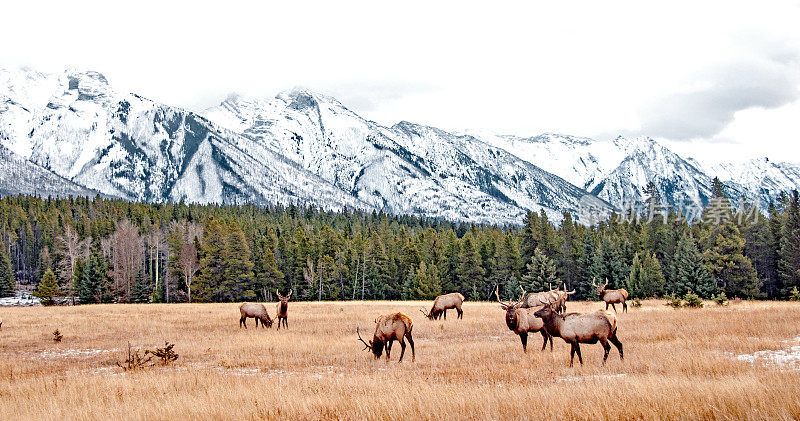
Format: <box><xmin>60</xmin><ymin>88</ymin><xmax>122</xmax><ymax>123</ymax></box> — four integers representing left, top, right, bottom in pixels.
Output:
<box><xmin>420</xmin><ymin>308</ymin><xmax>433</xmax><ymax>320</ymax></box>
<box><xmin>261</xmin><ymin>315</ymin><xmax>273</xmax><ymax>328</ymax></box>
<box><xmin>276</xmin><ymin>289</ymin><xmax>292</xmax><ymax>304</ymax></box>
<box><xmin>592</xmin><ymin>277</ymin><xmax>609</xmax><ymax>296</ymax></box>
<box><xmin>357</xmin><ymin>325</ymin><xmax>383</xmax><ymax>359</ymax></box>
<box><xmin>496</xmin><ymin>287</ymin><xmax>523</xmax><ymax>330</ymax></box>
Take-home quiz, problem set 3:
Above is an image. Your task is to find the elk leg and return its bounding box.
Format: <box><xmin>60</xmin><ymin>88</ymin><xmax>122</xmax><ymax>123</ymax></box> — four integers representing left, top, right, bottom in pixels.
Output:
<box><xmin>540</xmin><ymin>330</ymin><xmax>548</xmax><ymax>351</ymax></box>
<box><xmin>519</xmin><ymin>332</ymin><xmax>528</xmax><ymax>353</ymax></box>
<box><xmin>575</xmin><ymin>343</ymin><xmax>583</xmax><ymax>365</ymax></box>
<box><xmin>457</xmin><ymin>307</ymin><xmax>463</xmax><ymax>319</ymax></box>
<box><xmin>240</xmin><ymin>317</ymin><xmax>247</xmax><ymax>329</ymax></box>
<box><xmin>609</xmin><ymin>334</ymin><xmax>624</xmax><ymax>360</ymax></box>
<box><xmin>623</xmin><ymin>301</ymin><xmax>628</xmax><ymax>313</ymax></box>
<box><xmin>570</xmin><ymin>343</ymin><xmax>576</xmax><ymax>367</ymax></box>
<box><xmin>255</xmin><ymin>318</ymin><xmax>260</xmax><ymax>328</ymax></box>
<box><xmin>443</xmin><ymin>310</ymin><xmax>447</xmax><ymax>320</ymax></box>
<box><xmin>284</xmin><ymin>318</ymin><xmax>288</xmax><ymax>329</ymax></box>
<box><xmin>398</xmin><ymin>338</ymin><xmax>406</xmax><ymax>362</ymax></box>
<box><xmin>611</xmin><ymin>303</ymin><xmax>617</xmax><ymax>313</ymax></box>
<box><xmin>386</xmin><ymin>340</ymin><xmax>392</xmax><ymax>360</ymax></box>
<box><xmin>406</xmin><ymin>334</ymin><xmax>415</xmax><ymax>362</ymax></box>
<box><xmin>600</xmin><ymin>338</ymin><xmax>611</xmax><ymax>365</ymax></box>
<box><xmin>605</xmin><ymin>302</ymin><xmax>609</xmax><ymax>310</ymax></box>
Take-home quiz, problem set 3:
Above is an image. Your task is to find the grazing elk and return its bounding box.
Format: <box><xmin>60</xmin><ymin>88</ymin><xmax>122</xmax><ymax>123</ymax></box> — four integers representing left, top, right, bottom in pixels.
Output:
<box><xmin>534</xmin><ymin>305</ymin><xmax>623</xmax><ymax>367</ymax></box>
<box><xmin>239</xmin><ymin>303</ymin><xmax>273</xmax><ymax>329</ymax></box>
<box><xmin>513</xmin><ymin>285</ymin><xmax>572</xmax><ymax>313</ymax></box>
<box><xmin>495</xmin><ymin>288</ymin><xmax>552</xmax><ymax>352</ymax></box>
<box><xmin>357</xmin><ymin>313</ymin><xmax>415</xmax><ymax>362</ymax></box>
<box><xmin>420</xmin><ymin>292</ymin><xmax>465</xmax><ymax>320</ymax></box>
<box><xmin>275</xmin><ymin>289</ymin><xmax>292</xmax><ymax>330</ymax></box>
<box><xmin>593</xmin><ymin>277</ymin><xmax>629</xmax><ymax>313</ymax></box>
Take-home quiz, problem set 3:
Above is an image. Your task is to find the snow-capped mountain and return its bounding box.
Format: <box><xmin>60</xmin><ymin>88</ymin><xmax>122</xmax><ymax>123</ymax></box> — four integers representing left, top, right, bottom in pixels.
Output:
<box><xmin>2</xmin><ymin>66</ymin><xmax>796</xmax><ymax>224</ymax></box>
<box><xmin>0</xmin><ymin>67</ymin><xmax>370</xmax><ymax>211</ymax></box>
<box><xmin>1</xmin><ymin>67</ymin><xmax>612</xmax><ymax>225</ymax></box>
<box><xmin>202</xmin><ymin>90</ymin><xmax>610</xmax><ymax>224</ymax></box>
<box><xmin>702</xmin><ymin>158</ymin><xmax>800</xmax><ymax>209</ymax></box>
<box><xmin>0</xmin><ymin>143</ymin><xmax>100</xmax><ymax>198</ymax></box>
<box><xmin>459</xmin><ymin>130</ymin><xmax>624</xmax><ymax>190</ymax></box>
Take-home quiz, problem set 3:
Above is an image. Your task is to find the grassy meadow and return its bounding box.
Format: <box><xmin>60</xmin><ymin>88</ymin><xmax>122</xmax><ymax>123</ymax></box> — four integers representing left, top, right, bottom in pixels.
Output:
<box><xmin>1</xmin><ymin>299</ymin><xmax>800</xmax><ymax>420</ymax></box>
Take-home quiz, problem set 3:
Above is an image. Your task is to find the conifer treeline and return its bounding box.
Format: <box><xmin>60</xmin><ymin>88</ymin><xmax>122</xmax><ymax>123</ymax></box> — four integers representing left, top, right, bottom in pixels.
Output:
<box><xmin>1</xmin><ymin>188</ymin><xmax>799</xmax><ymax>303</ymax></box>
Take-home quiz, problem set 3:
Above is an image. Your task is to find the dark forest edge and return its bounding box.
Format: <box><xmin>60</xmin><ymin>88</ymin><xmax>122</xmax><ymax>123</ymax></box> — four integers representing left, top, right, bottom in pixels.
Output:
<box><xmin>1</xmin><ymin>185</ymin><xmax>799</xmax><ymax>305</ymax></box>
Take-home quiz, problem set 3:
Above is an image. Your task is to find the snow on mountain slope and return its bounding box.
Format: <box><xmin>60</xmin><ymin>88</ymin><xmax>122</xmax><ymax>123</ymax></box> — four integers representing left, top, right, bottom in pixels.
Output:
<box><xmin>0</xmin><ymin>68</ymin><xmax>370</xmax><ymax>212</ymax></box>
<box><xmin>462</xmin><ymin>130</ymin><xmax>625</xmax><ymax>190</ymax></box>
<box><xmin>702</xmin><ymin>158</ymin><xmax>800</xmax><ymax>208</ymax></box>
<box><xmin>203</xmin><ymin>90</ymin><xmax>613</xmax><ymax>224</ymax></box>
<box><xmin>0</xmin><ymin>143</ymin><xmax>101</xmax><ymax>198</ymax></box>
<box><xmin>588</xmin><ymin>136</ymin><xmax>749</xmax><ymax>209</ymax></box>
<box><xmin>390</xmin><ymin>122</ymin><xmax>611</xmax><ymax>223</ymax></box>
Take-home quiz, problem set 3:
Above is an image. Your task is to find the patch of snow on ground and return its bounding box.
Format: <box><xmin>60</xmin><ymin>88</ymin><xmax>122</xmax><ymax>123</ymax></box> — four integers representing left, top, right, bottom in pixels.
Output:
<box><xmin>736</xmin><ymin>337</ymin><xmax>800</xmax><ymax>369</ymax></box>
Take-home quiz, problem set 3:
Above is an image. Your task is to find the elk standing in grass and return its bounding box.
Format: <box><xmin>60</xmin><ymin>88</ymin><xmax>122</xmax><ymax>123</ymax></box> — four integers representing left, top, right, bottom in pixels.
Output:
<box><xmin>357</xmin><ymin>313</ymin><xmax>415</xmax><ymax>362</ymax></box>
<box><xmin>495</xmin><ymin>288</ymin><xmax>552</xmax><ymax>352</ymax></box>
<box><xmin>420</xmin><ymin>292</ymin><xmax>465</xmax><ymax>320</ymax></box>
<box><xmin>593</xmin><ymin>277</ymin><xmax>629</xmax><ymax>313</ymax></box>
<box><xmin>239</xmin><ymin>303</ymin><xmax>273</xmax><ymax>329</ymax></box>
<box><xmin>534</xmin><ymin>305</ymin><xmax>623</xmax><ymax>367</ymax></box>
<box><xmin>275</xmin><ymin>289</ymin><xmax>292</xmax><ymax>330</ymax></box>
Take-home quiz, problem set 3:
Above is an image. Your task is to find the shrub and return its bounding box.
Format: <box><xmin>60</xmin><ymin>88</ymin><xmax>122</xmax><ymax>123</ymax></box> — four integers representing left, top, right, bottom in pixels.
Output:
<box><xmin>116</xmin><ymin>341</ymin><xmax>179</xmax><ymax>371</ymax></box>
<box><xmin>683</xmin><ymin>291</ymin><xmax>704</xmax><ymax>308</ymax></box>
<box><xmin>665</xmin><ymin>294</ymin><xmax>682</xmax><ymax>309</ymax></box>
<box><xmin>711</xmin><ymin>292</ymin><xmax>728</xmax><ymax>306</ymax></box>
<box><xmin>631</xmin><ymin>298</ymin><xmax>643</xmax><ymax>308</ymax></box>
<box><xmin>790</xmin><ymin>287</ymin><xmax>800</xmax><ymax>302</ymax></box>
<box><xmin>150</xmin><ymin>342</ymin><xmax>179</xmax><ymax>365</ymax></box>
<box><xmin>52</xmin><ymin>329</ymin><xmax>63</xmax><ymax>342</ymax></box>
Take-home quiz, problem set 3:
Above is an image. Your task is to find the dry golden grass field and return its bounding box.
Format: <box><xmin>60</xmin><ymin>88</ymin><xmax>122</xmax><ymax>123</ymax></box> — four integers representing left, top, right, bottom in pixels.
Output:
<box><xmin>1</xmin><ymin>299</ymin><xmax>800</xmax><ymax>420</ymax></box>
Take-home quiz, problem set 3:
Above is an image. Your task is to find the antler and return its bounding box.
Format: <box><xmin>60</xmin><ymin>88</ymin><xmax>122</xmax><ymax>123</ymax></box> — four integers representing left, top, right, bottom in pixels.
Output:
<box><xmin>356</xmin><ymin>325</ymin><xmax>370</xmax><ymax>351</ymax></box>
<box><xmin>420</xmin><ymin>308</ymin><xmax>430</xmax><ymax>317</ymax></box>
<box><xmin>276</xmin><ymin>289</ymin><xmax>282</xmax><ymax>299</ymax></box>
<box><xmin>591</xmin><ymin>277</ymin><xmax>597</xmax><ymax>287</ymax></box>
<box><xmin>287</xmin><ymin>290</ymin><xmax>292</xmax><ymax>299</ymax></box>
<box><xmin>495</xmin><ymin>286</ymin><xmax>511</xmax><ymax>309</ymax></box>
<box><xmin>603</xmin><ymin>278</ymin><xmax>609</xmax><ymax>288</ymax></box>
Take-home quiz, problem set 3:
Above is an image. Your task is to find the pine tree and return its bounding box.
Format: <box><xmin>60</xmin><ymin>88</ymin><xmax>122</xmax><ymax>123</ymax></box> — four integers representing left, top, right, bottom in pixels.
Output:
<box><xmin>669</xmin><ymin>233</ymin><xmax>716</xmax><ymax>298</ymax></box>
<box><xmin>79</xmin><ymin>249</ymin><xmax>108</xmax><ymax>304</ymax></box>
<box><xmin>778</xmin><ymin>191</ymin><xmax>800</xmax><ymax>297</ymax></box>
<box><xmin>131</xmin><ymin>268</ymin><xmax>151</xmax><ymax>303</ymax></box>
<box><xmin>522</xmin><ymin>247</ymin><xmax>558</xmax><ymax>292</ymax></box>
<box><xmin>575</xmin><ymin>233</ymin><xmax>601</xmax><ymax>299</ymax></box>
<box><xmin>704</xmin><ymin>223</ymin><xmax>761</xmax><ymax>298</ymax></box>
<box><xmin>221</xmin><ymin>223</ymin><xmax>255</xmax><ymax>302</ymax></box>
<box><xmin>457</xmin><ymin>234</ymin><xmax>484</xmax><ymax>299</ymax></box>
<box><xmin>626</xmin><ymin>252</ymin><xmax>665</xmax><ymax>298</ymax></box>
<box><xmin>194</xmin><ymin>218</ymin><xmax>226</xmax><ymax>302</ymax></box>
<box><xmin>0</xmin><ymin>242</ymin><xmax>15</xmax><ymax>297</ymax></box>
<box><xmin>34</xmin><ymin>269</ymin><xmax>62</xmax><ymax>305</ymax></box>
<box><xmin>404</xmin><ymin>261</ymin><xmax>441</xmax><ymax>300</ymax></box>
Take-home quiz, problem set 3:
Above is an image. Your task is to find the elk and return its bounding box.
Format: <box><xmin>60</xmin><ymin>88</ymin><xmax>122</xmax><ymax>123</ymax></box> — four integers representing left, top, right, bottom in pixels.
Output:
<box><xmin>357</xmin><ymin>313</ymin><xmax>415</xmax><ymax>362</ymax></box>
<box><xmin>495</xmin><ymin>287</ymin><xmax>552</xmax><ymax>352</ymax></box>
<box><xmin>239</xmin><ymin>303</ymin><xmax>273</xmax><ymax>329</ymax></box>
<box><xmin>420</xmin><ymin>292</ymin><xmax>465</xmax><ymax>320</ymax></box>
<box><xmin>275</xmin><ymin>289</ymin><xmax>292</xmax><ymax>330</ymax></box>
<box><xmin>534</xmin><ymin>305</ymin><xmax>623</xmax><ymax>367</ymax></box>
<box><xmin>593</xmin><ymin>277</ymin><xmax>629</xmax><ymax>313</ymax></box>
<box><xmin>553</xmin><ymin>284</ymin><xmax>577</xmax><ymax>313</ymax></box>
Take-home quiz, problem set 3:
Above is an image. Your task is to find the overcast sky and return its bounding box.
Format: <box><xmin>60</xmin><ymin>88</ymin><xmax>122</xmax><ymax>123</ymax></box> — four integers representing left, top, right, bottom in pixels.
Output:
<box><xmin>2</xmin><ymin>0</ymin><xmax>799</xmax><ymax>163</ymax></box>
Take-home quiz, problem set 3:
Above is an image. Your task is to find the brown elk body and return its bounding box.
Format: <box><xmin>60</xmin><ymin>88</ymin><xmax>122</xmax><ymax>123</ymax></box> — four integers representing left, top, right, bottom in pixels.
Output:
<box><xmin>534</xmin><ymin>306</ymin><xmax>623</xmax><ymax>367</ymax></box>
<box><xmin>357</xmin><ymin>313</ymin><xmax>415</xmax><ymax>362</ymax></box>
<box><xmin>593</xmin><ymin>277</ymin><xmax>629</xmax><ymax>313</ymax></box>
<box><xmin>275</xmin><ymin>289</ymin><xmax>292</xmax><ymax>330</ymax></box>
<box><xmin>495</xmin><ymin>289</ymin><xmax>552</xmax><ymax>352</ymax></box>
<box><xmin>239</xmin><ymin>303</ymin><xmax>273</xmax><ymax>329</ymax></box>
<box><xmin>515</xmin><ymin>285</ymin><xmax>573</xmax><ymax>313</ymax></box>
<box><xmin>420</xmin><ymin>292</ymin><xmax>465</xmax><ymax>320</ymax></box>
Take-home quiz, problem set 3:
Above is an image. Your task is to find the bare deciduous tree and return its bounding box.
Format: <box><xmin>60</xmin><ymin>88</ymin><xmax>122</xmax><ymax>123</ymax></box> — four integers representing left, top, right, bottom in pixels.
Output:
<box><xmin>54</xmin><ymin>225</ymin><xmax>89</xmax><ymax>294</ymax></box>
<box><xmin>111</xmin><ymin>219</ymin><xmax>144</xmax><ymax>301</ymax></box>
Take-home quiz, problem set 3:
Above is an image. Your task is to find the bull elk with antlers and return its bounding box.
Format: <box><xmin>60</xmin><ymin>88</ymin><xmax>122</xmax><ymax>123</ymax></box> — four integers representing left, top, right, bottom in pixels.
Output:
<box><xmin>357</xmin><ymin>313</ymin><xmax>415</xmax><ymax>362</ymax></box>
<box><xmin>420</xmin><ymin>292</ymin><xmax>465</xmax><ymax>320</ymax></box>
<box><xmin>593</xmin><ymin>277</ymin><xmax>629</xmax><ymax>313</ymax></box>
<box><xmin>275</xmin><ymin>289</ymin><xmax>292</xmax><ymax>329</ymax></box>
<box><xmin>534</xmin><ymin>305</ymin><xmax>623</xmax><ymax>367</ymax></box>
<box><xmin>495</xmin><ymin>287</ymin><xmax>552</xmax><ymax>352</ymax></box>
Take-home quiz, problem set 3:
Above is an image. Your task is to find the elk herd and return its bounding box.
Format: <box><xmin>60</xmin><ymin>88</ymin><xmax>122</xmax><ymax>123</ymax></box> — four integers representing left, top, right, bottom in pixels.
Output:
<box><xmin>237</xmin><ymin>277</ymin><xmax>627</xmax><ymax>367</ymax></box>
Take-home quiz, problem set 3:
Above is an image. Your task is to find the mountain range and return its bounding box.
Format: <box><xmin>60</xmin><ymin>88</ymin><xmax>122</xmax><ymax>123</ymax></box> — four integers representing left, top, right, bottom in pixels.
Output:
<box><xmin>1</xmin><ymin>67</ymin><xmax>799</xmax><ymax>225</ymax></box>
